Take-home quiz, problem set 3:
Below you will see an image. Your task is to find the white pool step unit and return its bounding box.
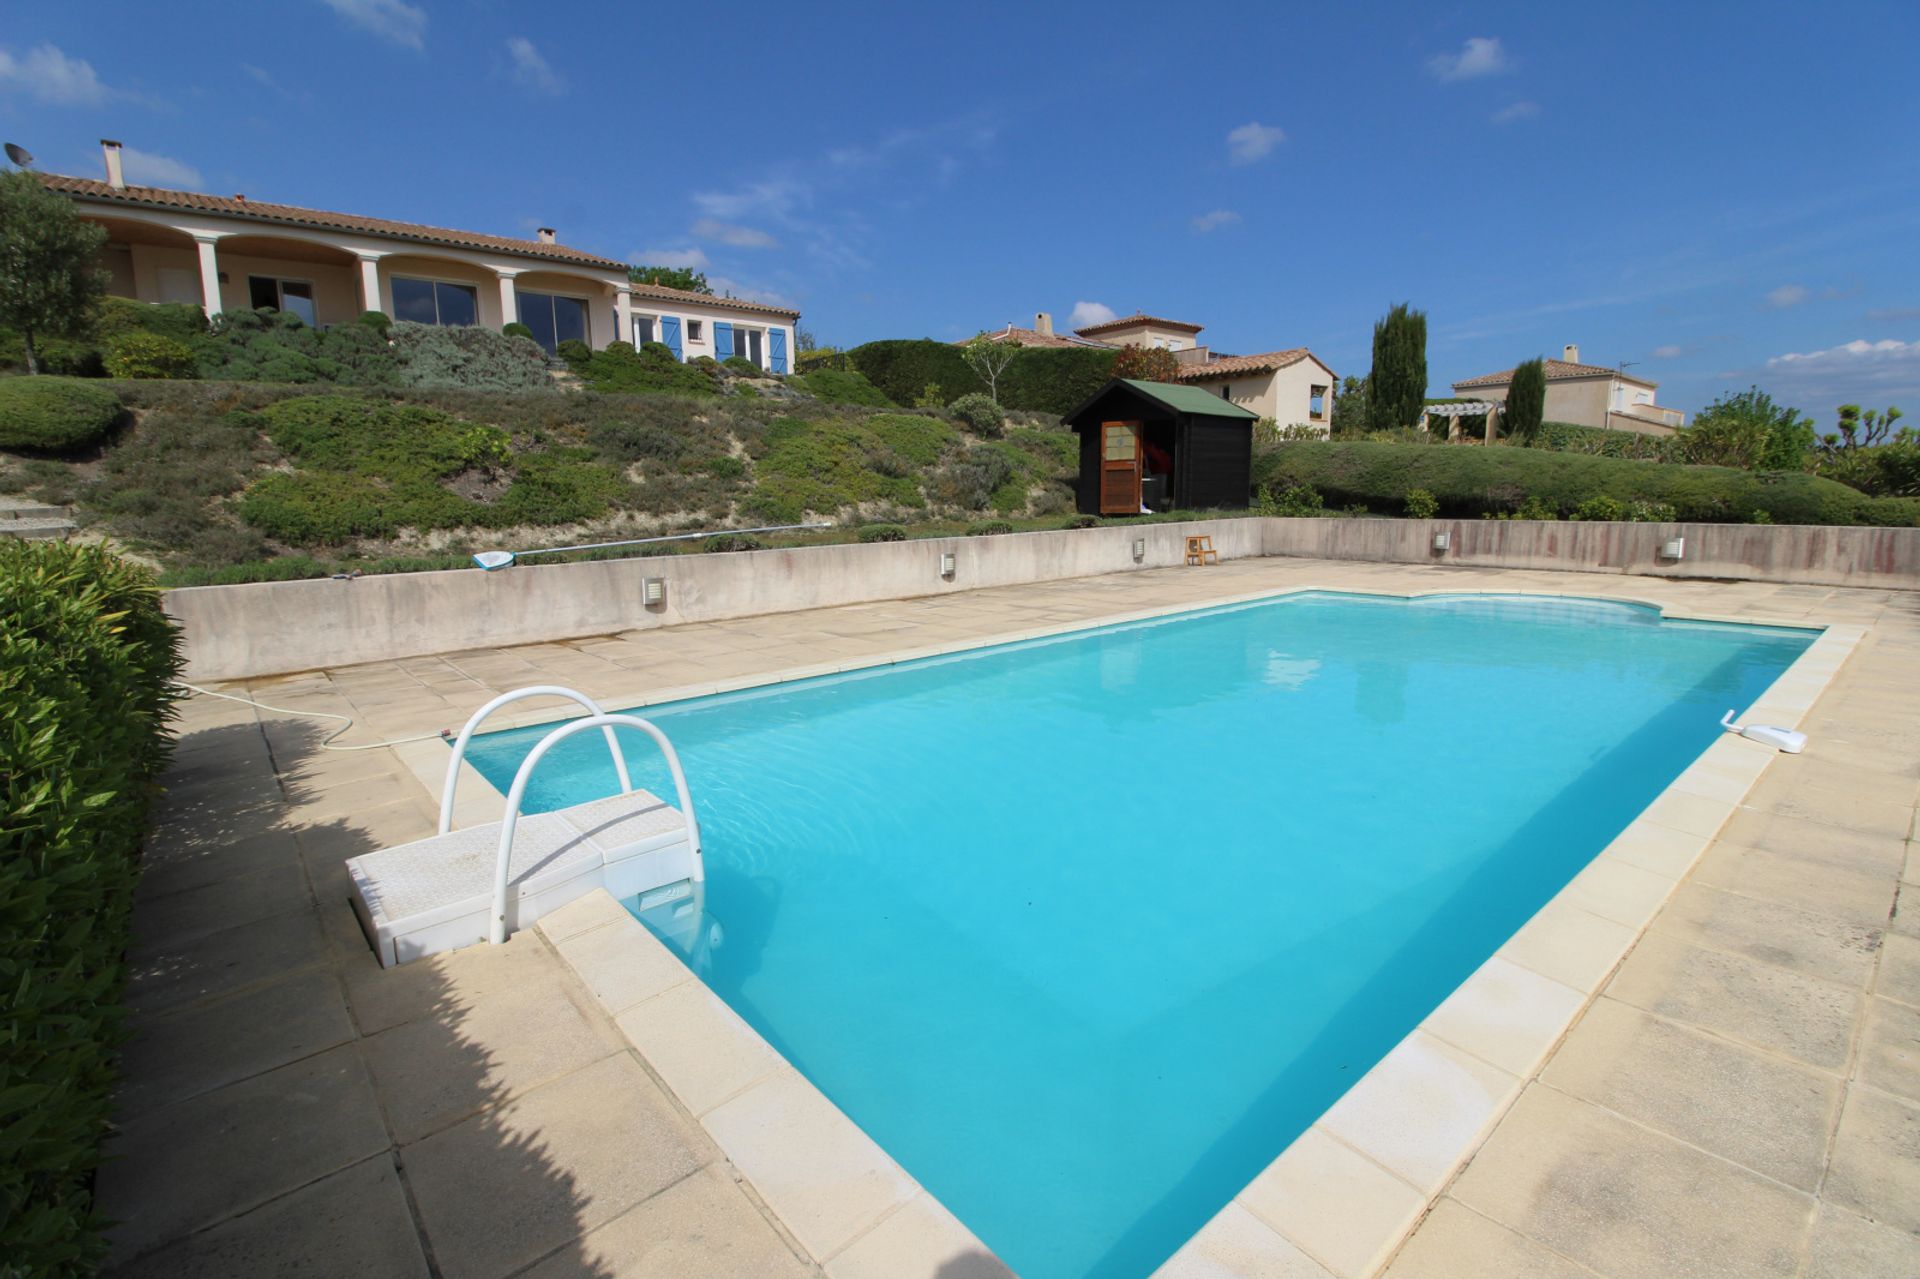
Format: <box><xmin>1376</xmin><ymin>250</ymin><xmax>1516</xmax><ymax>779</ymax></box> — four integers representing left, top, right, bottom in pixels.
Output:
<box><xmin>346</xmin><ymin>686</ymin><xmax>704</xmax><ymax>967</ymax></box>
<box><xmin>348</xmin><ymin>790</ymin><xmax>695</xmax><ymax>967</ymax></box>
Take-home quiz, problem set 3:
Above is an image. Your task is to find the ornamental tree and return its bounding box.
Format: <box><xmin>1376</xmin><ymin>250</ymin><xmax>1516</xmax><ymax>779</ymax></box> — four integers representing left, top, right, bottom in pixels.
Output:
<box><xmin>1366</xmin><ymin>302</ymin><xmax>1427</xmax><ymax>431</ymax></box>
<box><xmin>628</xmin><ymin>264</ymin><xmax>713</xmax><ymax>294</ymax></box>
<box><xmin>0</xmin><ymin>171</ymin><xmax>108</xmax><ymax>374</ymax></box>
<box><xmin>1111</xmin><ymin>343</ymin><xmax>1180</xmax><ymax>383</ymax></box>
<box><xmin>962</xmin><ymin>333</ymin><xmax>1018</xmax><ymax>404</ymax></box>
<box><xmin>1504</xmin><ymin>357</ymin><xmax>1546</xmax><ymax>443</ymax></box>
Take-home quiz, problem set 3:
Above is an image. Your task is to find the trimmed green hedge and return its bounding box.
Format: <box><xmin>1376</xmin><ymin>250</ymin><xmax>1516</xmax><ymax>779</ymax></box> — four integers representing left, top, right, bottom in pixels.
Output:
<box><xmin>847</xmin><ymin>339</ymin><xmax>1115</xmax><ymax>415</ymax></box>
<box><xmin>1529</xmin><ymin>421</ymin><xmax>1678</xmax><ymax>461</ymax></box>
<box><xmin>1254</xmin><ymin>442</ymin><xmax>1920</xmax><ymax>526</ymax></box>
<box><xmin>0</xmin><ymin>377</ymin><xmax>124</xmax><ymax>451</ymax></box>
<box><xmin>1</xmin><ymin>542</ymin><xmax>182</xmax><ymax>1274</ymax></box>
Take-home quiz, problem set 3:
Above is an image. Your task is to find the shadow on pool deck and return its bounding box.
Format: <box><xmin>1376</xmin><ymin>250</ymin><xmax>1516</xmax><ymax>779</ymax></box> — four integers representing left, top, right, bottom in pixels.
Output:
<box><xmin>97</xmin><ymin>710</ymin><xmax>808</xmax><ymax>1277</ymax></box>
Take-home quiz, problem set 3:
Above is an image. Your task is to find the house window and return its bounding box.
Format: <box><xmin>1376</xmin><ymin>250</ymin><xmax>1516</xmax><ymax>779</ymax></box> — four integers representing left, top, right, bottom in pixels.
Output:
<box><xmin>732</xmin><ymin>328</ymin><xmax>764</xmax><ymax>368</ymax></box>
<box><xmin>1310</xmin><ymin>385</ymin><xmax>1327</xmax><ymax>420</ymax></box>
<box><xmin>687</xmin><ymin>320</ymin><xmax>704</xmax><ymax>342</ymax></box>
<box><xmin>514</xmin><ymin>289</ymin><xmax>590</xmax><ymax>354</ymax></box>
<box><xmin>247</xmin><ymin>275</ymin><xmax>317</xmax><ymax>326</ymax></box>
<box><xmin>392</xmin><ymin>276</ymin><xmax>478</xmax><ymax>327</ymax></box>
<box><xmin>1219</xmin><ymin>385</ymin><xmax>1231</xmax><ymax>399</ymax></box>
<box><xmin>633</xmin><ymin>314</ymin><xmax>656</xmax><ymax>345</ymax></box>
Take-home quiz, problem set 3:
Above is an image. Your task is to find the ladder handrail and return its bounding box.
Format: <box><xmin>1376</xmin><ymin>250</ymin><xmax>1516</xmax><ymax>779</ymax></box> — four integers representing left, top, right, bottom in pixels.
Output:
<box><xmin>440</xmin><ymin>686</ymin><xmax>633</xmax><ymax>834</ymax></box>
<box><xmin>490</xmin><ymin>712</ymin><xmax>703</xmax><ymax>944</ymax></box>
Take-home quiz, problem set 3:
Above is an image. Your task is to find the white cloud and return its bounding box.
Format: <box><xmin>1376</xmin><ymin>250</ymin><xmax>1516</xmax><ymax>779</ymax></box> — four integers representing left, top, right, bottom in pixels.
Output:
<box><xmin>319</xmin><ymin>0</ymin><xmax>426</xmax><ymax>49</ymax></box>
<box><xmin>1069</xmin><ymin>301</ymin><xmax>1118</xmax><ymax>330</ymax></box>
<box><xmin>1226</xmin><ymin>121</ymin><xmax>1285</xmax><ymax>165</ymax></box>
<box><xmin>1766</xmin><ymin>284</ymin><xmax>1810</xmax><ymax>309</ymax></box>
<box><xmin>1761</xmin><ymin>337</ymin><xmax>1920</xmax><ymax>410</ymax></box>
<box><xmin>693</xmin><ymin>178</ymin><xmax>808</xmax><ymax>223</ymax></box>
<box><xmin>692</xmin><ymin>218</ymin><xmax>777</xmax><ymax>249</ymax></box>
<box><xmin>708</xmin><ymin>276</ymin><xmax>799</xmax><ymax>310</ymax></box>
<box><xmin>119</xmin><ymin>147</ymin><xmax>201</xmax><ymax>189</ymax></box>
<box><xmin>1191</xmin><ymin>209</ymin><xmax>1241</xmax><ymax>234</ymax></box>
<box><xmin>1651</xmin><ymin>344</ymin><xmax>1687</xmax><ymax>359</ymax></box>
<box><xmin>630</xmin><ymin>248</ymin><xmax>709</xmax><ymax>270</ymax></box>
<box><xmin>505</xmin><ymin>37</ymin><xmax>564</xmax><ymax>95</ymax></box>
<box><xmin>1429</xmin><ymin>36</ymin><xmax>1510</xmax><ymax>82</ymax></box>
<box><xmin>1491</xmin><ymin>100</ymin><xmax>1539</xmax><ymax>124</ymax></box>
<box><xmin>0</xmin><ymin>43</ymin><xmax>111</xmax><ymax>106</ymax></box>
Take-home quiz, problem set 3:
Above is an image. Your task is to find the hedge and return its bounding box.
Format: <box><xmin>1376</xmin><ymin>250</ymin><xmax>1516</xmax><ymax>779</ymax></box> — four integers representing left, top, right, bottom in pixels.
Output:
<box><xmin>1529</xmin><ymin>421</ymin><xmax>1678</xmax><ymax>462</ymax></box>
<box><xmin>1</xmin><ymin>542</ymin><xmax>182</xmax><ymax>1274</ymax></box>
<box><xmin>0</xmin><ymin>378</ymin><xmax>124</xmax><ymax>451</ymax></box>
<box><xmin>847</xmin><ymin>339</ymin><xmax>1115</xmax><ymax>415</ymax></box>
<box><xmin>1254</xmin><ymin>441</ymin><xmax>1920</xmax><ymax>526</ymax></box>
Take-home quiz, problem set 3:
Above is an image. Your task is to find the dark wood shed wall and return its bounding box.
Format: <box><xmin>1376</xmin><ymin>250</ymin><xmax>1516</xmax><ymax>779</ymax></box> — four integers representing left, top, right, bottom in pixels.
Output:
<box><xmin>1179</xmin><ymin>419</ymin><xmax>1253</xmax><ymax>509</ymax></box>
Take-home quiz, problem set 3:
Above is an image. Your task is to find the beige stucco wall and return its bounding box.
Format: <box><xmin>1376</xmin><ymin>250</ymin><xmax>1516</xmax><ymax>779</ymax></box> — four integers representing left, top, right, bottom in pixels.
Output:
<box><xmin>1185</xmin><ymin>359</ymin><xmax>1336</xmax><ymax>435</ymax></box>
<box><xmin>215</xmin><ymin>253</ymin><xmax>361</xmax><ymax>325</ymax></box>
<box><xmin>1091</xmin><ymin>323</ymin><xmax>1200</xmax><ymax>351</ymax></box>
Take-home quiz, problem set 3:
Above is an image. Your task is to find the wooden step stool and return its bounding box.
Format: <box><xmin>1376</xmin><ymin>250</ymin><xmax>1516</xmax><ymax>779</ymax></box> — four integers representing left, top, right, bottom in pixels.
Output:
<box><xmin>1185</xmin><ymin>535</ymin><xmax>1219</xmax><ymax>566</ymax></box>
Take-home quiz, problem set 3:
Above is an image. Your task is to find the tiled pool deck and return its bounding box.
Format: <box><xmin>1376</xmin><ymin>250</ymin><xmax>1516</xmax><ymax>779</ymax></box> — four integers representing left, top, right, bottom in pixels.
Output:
<box><xmin>106</xmin><ymin>557</ymin><xmax>1920</xmax><ymax>1277</ymax></box>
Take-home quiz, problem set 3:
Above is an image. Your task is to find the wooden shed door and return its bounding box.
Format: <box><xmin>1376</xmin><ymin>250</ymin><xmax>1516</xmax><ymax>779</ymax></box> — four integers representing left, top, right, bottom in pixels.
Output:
<box><xmin>1099</xmin><ymin>421</ymin><xmax>1142</xmax><ymax>514</ymax></box>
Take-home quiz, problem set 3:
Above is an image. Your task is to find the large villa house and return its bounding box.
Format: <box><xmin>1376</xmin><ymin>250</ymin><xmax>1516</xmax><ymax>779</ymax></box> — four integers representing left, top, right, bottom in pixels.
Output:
<box><xmin>38</xmin><ymin>140</ymin><xmax>800</xmax><ymax>368</ymax></box>
<box><xmin>1452</xmin><ymin>344</ymin><xmax>1684</xmax><ymax>434</ymax></box>
<box><xmin>974</xmin><ymin>311</ymin><xmax>1337</xmax><ymax>433</ymax></box>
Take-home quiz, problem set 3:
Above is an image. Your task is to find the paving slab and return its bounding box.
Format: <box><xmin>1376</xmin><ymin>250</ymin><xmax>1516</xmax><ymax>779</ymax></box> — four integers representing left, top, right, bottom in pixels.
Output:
<box><xmin>1823</xmin><ymin>1085</ymin><xmax>1920</xmax><ymax>1233</ymax></box>
<box><xmin>1380</xmin><ymin>1199</ymin><xmax>1596</xmax><ymax>1279</ymax></box>
<box><xmin>1805</xmin><ymin>1202</ymin><xmax>1920</xmax><ymax>1279</ymax></box>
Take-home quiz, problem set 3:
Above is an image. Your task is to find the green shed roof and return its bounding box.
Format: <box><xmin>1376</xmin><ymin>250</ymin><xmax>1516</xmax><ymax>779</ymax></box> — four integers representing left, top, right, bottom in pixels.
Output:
<box><xmin>1115</xmin><ymin>378</ymin><xmax>1261</xmax><ymax>420</ymax></box>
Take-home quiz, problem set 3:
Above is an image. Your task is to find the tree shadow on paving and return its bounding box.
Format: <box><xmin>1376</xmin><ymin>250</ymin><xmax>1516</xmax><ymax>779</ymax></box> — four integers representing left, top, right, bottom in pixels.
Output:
<box><xmin>102</xmin><ymin>713</ymin><xmax>626</xmax><ymax>1279</ymax></box>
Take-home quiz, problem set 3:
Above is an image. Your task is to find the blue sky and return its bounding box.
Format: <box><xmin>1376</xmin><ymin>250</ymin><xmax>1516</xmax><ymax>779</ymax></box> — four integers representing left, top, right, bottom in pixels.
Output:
<box><xmin>3</xmin><ymin>1</ymin><xmax>1917</xmax><ymax>421</ymax></box>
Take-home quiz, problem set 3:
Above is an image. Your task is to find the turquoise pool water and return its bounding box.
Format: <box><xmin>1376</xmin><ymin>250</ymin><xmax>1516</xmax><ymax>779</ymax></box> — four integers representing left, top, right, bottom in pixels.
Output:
<box><xmin>461</xmin><ymin>592</ymin><xmax>1812</xmax><ymax>1278</ymax></box>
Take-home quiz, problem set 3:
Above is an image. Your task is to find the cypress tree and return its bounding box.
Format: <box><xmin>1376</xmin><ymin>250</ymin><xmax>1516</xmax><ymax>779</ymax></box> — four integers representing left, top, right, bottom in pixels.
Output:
<box><xmin>1366</xmin><ymin>302</ymin><xmax>1427</xmax><ymax>431</ymax></box>
<box><xmin>1504</xmin><ymin>357</ymin><xmax>1547</xmax><ymax>443</ymax></box>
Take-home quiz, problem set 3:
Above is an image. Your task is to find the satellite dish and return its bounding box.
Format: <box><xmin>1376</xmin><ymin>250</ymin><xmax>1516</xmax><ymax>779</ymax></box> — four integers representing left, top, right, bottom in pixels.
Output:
<box><xmin>4</xmin><ymin>143</ymin><xmax>34</xmax><ymax>168</ymax></box>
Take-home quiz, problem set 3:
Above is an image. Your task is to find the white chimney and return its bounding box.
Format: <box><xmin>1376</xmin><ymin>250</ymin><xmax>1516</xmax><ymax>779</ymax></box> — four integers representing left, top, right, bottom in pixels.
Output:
<box><xmin>1035</xmin><ymin>311</ymin><xmax>1053</xmax><ymax>336</ymax></box>
<box><xmin>1563</xmin><ymin>343</ymin><xmax>1580</xmax><ymax>364</ymax></box>
<box><xmin>101</xmin><ymin>139</ymin><xmax>125</xmax><ymax>189</ymax></box>
<box><xmin>536</xmin><ymin>227</ymin><xmax>556</xmax><ymax>244</ymax></box>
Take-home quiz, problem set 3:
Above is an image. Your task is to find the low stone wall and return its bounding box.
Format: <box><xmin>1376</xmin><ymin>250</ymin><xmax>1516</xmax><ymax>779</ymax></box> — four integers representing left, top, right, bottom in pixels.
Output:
<box><xmin>166</xmin><ymin>518</ymin><xmax>1268</xmax><ymax>681</ymax></box>
<box><xmin>1262</xmin><ymin>517</ymin><xmax>1920</xmax><ymax>589</ymax></box>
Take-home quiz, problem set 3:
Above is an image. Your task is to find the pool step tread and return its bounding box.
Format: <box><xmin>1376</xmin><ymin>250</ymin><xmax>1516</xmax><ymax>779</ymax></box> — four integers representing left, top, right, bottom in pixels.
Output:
<box><xmin>346</xmin><ymin>789</ymin><xmax>693</xmax><ymax>967</ymax></box>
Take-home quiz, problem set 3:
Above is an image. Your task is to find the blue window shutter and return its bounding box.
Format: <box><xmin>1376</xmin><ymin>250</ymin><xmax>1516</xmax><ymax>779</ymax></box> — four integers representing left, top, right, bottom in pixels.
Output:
<box><xmin>661</xmin><ymin>316</ymin><xmax>682</xmax><ymax>360</ymax></box>
<box><xmin>714</xmin><ymin>322</ymin><xmax>733</xmax><ymax>360</ymax></box>
<box><xmin>769</xmin><ymin>328</ymin><xmax>788</xmax><ymax>374</ymax></box>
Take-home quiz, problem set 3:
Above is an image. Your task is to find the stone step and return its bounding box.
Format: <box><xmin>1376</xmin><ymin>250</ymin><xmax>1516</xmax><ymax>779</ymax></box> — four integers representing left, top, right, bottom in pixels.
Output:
<box><xmin>0</xmin><ymin>518</ymin><xmax>76</xmax><ymax>541</ymax></box>
<box><xmin>0</xmin><ymin>501</ymin><xmax>72</xmax><ymax>521</ymax></box>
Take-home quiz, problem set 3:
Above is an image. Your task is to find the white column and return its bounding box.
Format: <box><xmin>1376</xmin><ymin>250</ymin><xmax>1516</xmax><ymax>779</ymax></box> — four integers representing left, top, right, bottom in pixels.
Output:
<box><xmin>614</xmin><ymin>286</ymin><xmax>632</xmax><ymax>348</ymax></box>
<box><xmin>356</xmin><ymin>254</ymin><xmax>384</xmax><ymax>317</ymax></box>
<box><xmin>192</xmin><ymin>235</ymin><xmax>222</xmax><ymax>319</ymax></box>
<box><xmin>496</xmin><ymin>270</ymin><xmax>520</xmax><ymax>328</ymax></box>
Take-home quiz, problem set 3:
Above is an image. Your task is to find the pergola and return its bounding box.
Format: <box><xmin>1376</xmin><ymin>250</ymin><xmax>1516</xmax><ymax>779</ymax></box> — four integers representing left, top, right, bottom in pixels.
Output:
<box><xmin>1419</xmin><ymin>401</ymin><xmax>1502</xmax><ymax>443</ymax></box>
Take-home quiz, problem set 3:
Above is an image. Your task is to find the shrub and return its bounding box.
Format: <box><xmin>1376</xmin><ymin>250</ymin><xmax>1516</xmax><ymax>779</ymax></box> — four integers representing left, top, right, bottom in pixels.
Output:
<box><xmin>0</xmin><ymin>541</ymin><xmax>182</xmax><ymax>1274</ymax></box>
<box><xmin>576</xmin><ymin>341</ymin><xmax>717</xmax><ymax>396</ymax></box>
<box><xmin>104</xmin><ymin>331</ymin><xmax>198</xmax><ymax>380</ymax></box>
<box><xmin>1112</xmin><ymin>344</ymin><xmax>1180</xmax><ymax>383</ymax></box>
<box><xmin>857</xmin><ymin>523</ymin><xmax>908</xmax><ymax>542</ymax></box>
<box><xmin>927</xmin><ymin>444</ymin><xmax>1016</xmax><ymax>511</ymax></box>
<box><xmin>703</xmin><ymin>533</ymin><xmax>767</xmax><ymax>552</ymax></box>
<box><xmin>1572</xmin><ymin>494</ymin><xmax>1626</xmax><ymax>521</ymax></box>
<box><xmin>388</xmin><ymin>323</ymin><xmax>551</xmax><ymax>392</ymax></box>
<box><xmin>744</xmin><ymin>414</ymin><xmax>950</xmax><ymax>521</ymax></box>
<box><xmin>722</xmin><ymin>355</ymin><xmax>760</xmax><ymax>375</ymax></box>
<box><xmin>1269</xmin><ymin>483</ymin><xmax>1325</xmax><ymax>517</ymax></box>
<box><xmin>1403</xmin><ymin>488</ymin><xmax>1439</xmax><ymax>519</ymax></box>
<box><xmin>501</xmin><ymin>322</ymin><xmax>535</xmax><ymax>341</ymax></box>
<box><xmin>0</xmin><ymin>377</ymin><xmax>123</xmax><ymax>451</ymax></box>
<box><xmin>199</xmin><ymin>308</ymin><xmax>399</xmax><ymax>385</ymax></box>
<box><xmin>913</xmin><ymin>383</ymin><xmax>944</xmax><ymax>409</ymax></box>
<box><xmin>556</xmin><ymin>338</ymin><xmax>593</xmax><ymax>369</ymax></box>
<box><xmin>788</xmin><ymin>368</ymin><xmax>894</xmax><ymax>407</ymax></box>
<box><xmin>358</xmin><ymin>310</ymin><xmax>393</xmax><ymax>335</ymax></box>
<box><xmin>967</xmin><ymin>519</ymin><xmax>1015</xmax><ymax>536</ymax></box>
<box><xmin>1530</xmin><ymin>421</ymin><xmax>1677</xmax><ymax>461</ymax></box>
<box><xmin>1254</xmin><ymin>441</ymin><xmax>1903</xmax><ymax>526</ymax></box>
<box><xmin>948</xmin><ymin>392</ymin><xmax>1005</xmax><ymax>437</ymax></box>
<box><xmin>1060</xmin><ymin>513</ymin><xmax>1100</xmax><ymax>529</ymax></box>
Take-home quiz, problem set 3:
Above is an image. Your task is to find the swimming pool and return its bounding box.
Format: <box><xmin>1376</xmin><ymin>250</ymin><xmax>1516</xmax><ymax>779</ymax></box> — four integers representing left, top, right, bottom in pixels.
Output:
<box><xmin>461</xmin><ymin>591</ymin><xmax>1813</xmax><ymax>1278</ymax></box>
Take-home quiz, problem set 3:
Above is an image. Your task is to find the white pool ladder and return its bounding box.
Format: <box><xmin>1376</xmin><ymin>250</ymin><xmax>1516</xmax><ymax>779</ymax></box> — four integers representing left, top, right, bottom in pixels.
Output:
<box><xmin>439</xmin><ymin>685</ymin><xmax>703</xmax><ymax>944</ymax></box>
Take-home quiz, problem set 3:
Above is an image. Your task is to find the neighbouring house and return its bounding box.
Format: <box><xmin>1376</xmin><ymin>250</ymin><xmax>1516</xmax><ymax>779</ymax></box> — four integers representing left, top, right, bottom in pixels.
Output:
<box><xmin>966</xmin><ymin>311</ymin><xmax>1336</xmax><ymax>434</ymax></box>
<box><xmin>1063</xmin><ymin>378</ymin><xmax>1259</xmax><ymax>516</ymax></box>
<box><xmin>38</xmin><ymin>140</ymin><xmax>800</xmax><ymax>367</ymax></box>
<box><xmin>1451</xmin><ymin>344</ymin><xmax>1684</xmax><ymax>434</ymax></box>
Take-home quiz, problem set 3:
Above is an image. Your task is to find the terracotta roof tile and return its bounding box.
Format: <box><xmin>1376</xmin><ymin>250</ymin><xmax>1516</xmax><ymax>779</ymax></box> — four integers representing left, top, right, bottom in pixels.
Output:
<box><xmin>41</xmin><ymin>172</ymin><xmax>628</xmax><ymax>271</ymax></box>
<box><xmin>626</xmin><ymin>281</ymin><xmax>800</xmax><ymax>319</ymax></box>
<box><xmin>954</xmin><ymin>324</ymin><xmax>1113</xmax><ymax>349</ymax></box>
<box><xmin>1454</xmin><ymin>358</ymin><xmax>1651</xmax><ymax>388</ymax></box>
<box><xmin>1173</xmin><ymin>348</ymin><xmax>1311</xmax><ymax>380</ymax></box>
<box><xmin>1072</xmin><ymin>311</ymin><xmax>1204</xmax><ymax>337</ymax></box>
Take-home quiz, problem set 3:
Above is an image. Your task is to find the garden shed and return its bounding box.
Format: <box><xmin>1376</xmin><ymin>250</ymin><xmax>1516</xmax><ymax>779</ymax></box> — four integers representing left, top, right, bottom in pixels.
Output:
<box><xmin>1064</xmin><ymin>378</ymin><xmax>1261</xmax><ymax>515</ymax></box>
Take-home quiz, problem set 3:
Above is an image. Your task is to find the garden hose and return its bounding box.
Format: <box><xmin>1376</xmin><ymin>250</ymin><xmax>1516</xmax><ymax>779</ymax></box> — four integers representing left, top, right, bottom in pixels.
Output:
<box><xmin>172</xmin><ymin>681</ymin><xmax>450</xmax><ymax>752</ymax></box>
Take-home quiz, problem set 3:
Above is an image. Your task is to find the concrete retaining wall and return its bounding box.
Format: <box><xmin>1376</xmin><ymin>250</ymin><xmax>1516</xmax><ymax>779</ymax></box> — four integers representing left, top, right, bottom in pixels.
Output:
<box><xmin>166</xmin><ymin>518</ymin><xmax>1268</xmax><ymax>681</ymax></box>
<box><xmin>165</xmin><ymin>516</ymin><xmax>1918</xmax><ymax>681</ymax></box>
<box><xmin>1262</xmin><ymin>517</ymin><xmax>1920</xmax><ymax>589</ymax></box>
